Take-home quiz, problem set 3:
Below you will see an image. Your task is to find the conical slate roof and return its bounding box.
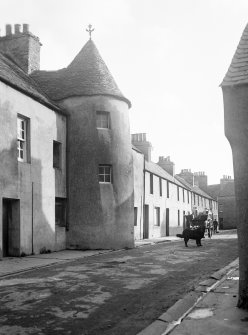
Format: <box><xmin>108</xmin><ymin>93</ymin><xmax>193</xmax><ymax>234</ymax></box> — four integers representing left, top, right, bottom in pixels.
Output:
<box><xmin>222</xmin><ymin>23</ymin><xmax>248</xmax><ymax>87</ymax></box>
<box><xmin>30</xmin><ymin>40</ymin><xmax>131</xmax><ymax>107</ymax></box>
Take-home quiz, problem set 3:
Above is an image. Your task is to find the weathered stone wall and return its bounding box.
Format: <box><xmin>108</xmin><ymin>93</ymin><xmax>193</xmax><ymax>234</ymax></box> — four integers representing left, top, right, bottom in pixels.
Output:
<box><xmin>61</xmin><ymin>95</ymin><xmax>134</xmax><ymax>250</ymax></box>
<box><xmin>0</xmin><ymin>82</ymin><xmax>66</xmax><ymax>257</ymax></box>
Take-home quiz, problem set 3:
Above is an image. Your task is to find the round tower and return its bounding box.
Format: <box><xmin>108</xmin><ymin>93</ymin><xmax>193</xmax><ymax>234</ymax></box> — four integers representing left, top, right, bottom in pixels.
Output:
<box><xmin>32</xmin><ymin>38</ymin><xmax>134</xmax><ymax>249</ymax></box>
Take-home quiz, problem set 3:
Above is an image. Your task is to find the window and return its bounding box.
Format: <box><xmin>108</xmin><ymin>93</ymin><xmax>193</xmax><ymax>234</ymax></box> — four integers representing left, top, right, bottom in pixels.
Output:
<box><xmin>177</xmin><ymin>186</ymin><xmax>180</xmax><ymax>201</ymax></box>
<box><xmin>53</xmin><ymin>141</ymin><xmax>62</xmax><ymax>169</ymax></box>
<box><xmin>150</xmin><ymin>173</ymin><xmax>153</xmax><ymax>194</ymax></box>
<box><xmin>55</xmin><ymin>198</ymin><xmax>66</xmax><ymax>227</ymax></box>
<box><xmin>99</xmin><ymin>165</ymin><xmax>112</xmax><ymax>183</ymax></box>
<box><xmin>167</xmin><ymin>181</ymin><xmax>170</xmax><ymax>198</ymax></box>
<box><xmin>17</xmin><ymin>116</ymin><xmax>29</xmax><ymax>162</ymax></box>
<box><xmin>154</xmin><ymin>207</ymin><xmax>160</xmax><ymax>226</ymax></box>
<box><xmin>96</xmin><ymin>111</ymin><xmax>110</xmax><ymax>129</ymax></box>
<box><xmin>159</xmin><ymin>178</ymin><xmax>162</xmax><ymax>197</ymax></box>
<box><xmin>134</xmin><ymin>207</ymin><xmax>138</xmax><ymax>226</ymax></box>
<box><xmin>183</xmin><ymin>189</ymin><xmax>185</xmax><ymax>202</ymax></box>
<box><xmin>187</xmin><ymin>191</ymin><xmax>190</xmax><ymax>204</ymax></box>
<box><xmin>194</xmin><ymin>193</ymin><xmax>196</xmax><ymax>205</ymax></box>
<box><xmin>178</xmin><ymin>209</ymin><xmax>180</xmax><ymax>226</ymax></box>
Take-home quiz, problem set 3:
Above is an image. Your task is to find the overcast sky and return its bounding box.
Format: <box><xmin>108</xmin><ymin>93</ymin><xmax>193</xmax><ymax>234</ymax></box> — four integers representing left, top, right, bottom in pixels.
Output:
<box><xmin>1</xmin><ymin>0</ymin><xmax>247</xmax><ymax>184</ymax></box>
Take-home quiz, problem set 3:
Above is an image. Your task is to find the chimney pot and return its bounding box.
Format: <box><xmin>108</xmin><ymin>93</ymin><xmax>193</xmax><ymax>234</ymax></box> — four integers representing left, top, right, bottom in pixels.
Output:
<box><xmin>14</xmin><ymin>24</ymin><xmax>21</xmax><ymax>34</ymax></box>
<box><xmin>6</xmin><ymin>24</ymin><xmax>12</xmax><ymax>36</ymax></box>
<box><xmin>23</xmin><ymin>24</ymin><xmax>29</xmax><ymax>33</ymax></box>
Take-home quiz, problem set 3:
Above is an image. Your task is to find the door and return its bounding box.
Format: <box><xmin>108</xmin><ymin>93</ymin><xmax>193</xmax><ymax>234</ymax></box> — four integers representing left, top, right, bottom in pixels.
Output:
<box><xmin>2</xmin><ymin>199</ymin><xmax>20</xmax><ymax>257</ymax></box>
<box><xmin>166</xmin><ymin>208</ymin><xmax>169</xmax><ymax>236</ymax></box>
<box><xmin>183</xmin><ymin>210</ymin><xmax>186</xmax><ymax>229</ymax></box>
<box><xmin>143</xmin><ymin>205</ymin><xmax>149</xmax><ymax>239</ymax></box>
<box><xmin>2</xmin><ymin>200</ymin><xmax>10</xmax><ymax>257</ymax></box>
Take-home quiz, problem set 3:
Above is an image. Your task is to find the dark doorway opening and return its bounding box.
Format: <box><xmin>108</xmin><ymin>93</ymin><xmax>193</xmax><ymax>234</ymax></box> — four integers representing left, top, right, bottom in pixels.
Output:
<box><xmin>143</xmin><ymin>205</ymin><xmax>149</xmax><ymax>239</ymax></box>
<box><xmin>166</xmin><ymin>208</ymin><xmax>170</xmax><ymax>236</ymax></box>
<box><xmin>2</xmin><ymin>198</ymin><xmax>20</xmax><ymax>257</ymax></box>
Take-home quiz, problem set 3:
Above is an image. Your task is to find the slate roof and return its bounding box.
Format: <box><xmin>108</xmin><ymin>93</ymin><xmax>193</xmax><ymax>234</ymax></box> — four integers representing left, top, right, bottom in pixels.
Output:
<box><xmin>208</xmin><ymin>182</ymin><xmax>235</xmax><ymax>198</ymax></box>
<box><xmin>145</xmin><ymin>161</ymin><xmax>187</xmax><ymax>188</ymax></box>
<box><xmin>0</xmin><ymin>52</ymin><xmax>62</xmax><ymax>113</ymax></box>
<box><xmin>175</xmin><ymin>175</ymin><xmax>214</xmax><ymax>200</ymax></box>
<box><xmin>221</xmin><ymin>23</ymin><xmax>248</xmax><ymax>86</ymax></box>
<box><xmin>31</xmin><ymin>40</ymin><xmax>131</xmax><ymax>107</ymax></box>
<box><xmin>207</xmin><ymin>184</ymin><xmax>220</xmax><ymax>200</ymax></box>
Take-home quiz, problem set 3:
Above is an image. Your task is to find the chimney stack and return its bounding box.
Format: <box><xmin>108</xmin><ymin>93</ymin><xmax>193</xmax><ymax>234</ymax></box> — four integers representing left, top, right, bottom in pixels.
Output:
<box><xmin>23</xmin><ymin>24</ymin><xmax>29</xmax><ymax>33</ymax></box>
<box><xmin>6</xmin><ymin>24</ymin><xmax>12</xmax><ymax>36</ymax></box>
<box><xmin>131</xmin><ymin>133</ymin><xmax>152</xmax><ymax>162</ymax></box>
<box><xmin>0</xmin><ymin>23</ymin><xmax>41</xmax><ymax>73</ymax></box>
<box><xmin>157</xmin><ymin>156</ymin><xmax>175</xmax><ymax>176</ymax></box>
<box><xmin>177</xmin><ymin>169</ymin><xmax>195</xmax><ymax>186</ymax></box>
<box><xmin>14</xmin><ymin>24</ymin><xmax>21</xmax><ymax>34</ymax></box>
<box><xmin>194</xmin><ymin>171</ymin><xmax>208</xmax><ymax>192</ymax></box>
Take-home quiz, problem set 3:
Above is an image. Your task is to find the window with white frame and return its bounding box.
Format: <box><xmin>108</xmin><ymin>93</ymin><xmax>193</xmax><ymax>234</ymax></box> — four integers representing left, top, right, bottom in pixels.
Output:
<box><xmin>96</xmin><ymin>111</ymin><xmax>110</xmax><ymax>129</ymax></box>
<box><xmin>17</xmin><ymin>116</ymin><xmax>29</xmax><ymax>162</ymax></box>
<box><xmin>154</xmin><ymin>207</ymin><xmax>160</xmax><ymax>226</ymax></box>
<box><xmin>99</xmin><ymin>165</ymin><xmax>112</xmax><ymax>183</ymax></box>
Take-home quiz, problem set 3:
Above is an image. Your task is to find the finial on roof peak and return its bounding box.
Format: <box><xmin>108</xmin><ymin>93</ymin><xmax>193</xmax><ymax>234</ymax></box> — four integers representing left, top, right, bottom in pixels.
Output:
<box><xmin>86</xmin><ymin>24</ymin><xmax>94</xmax><ymax>40</ymax></box>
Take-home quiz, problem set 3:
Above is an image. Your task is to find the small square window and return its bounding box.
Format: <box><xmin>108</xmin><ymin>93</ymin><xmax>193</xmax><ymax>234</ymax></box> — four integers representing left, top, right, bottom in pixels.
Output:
<box><xmin>53</xmin><ymin>141</ymin><xmax>62</xmax><ymax>169</ymax></box>
<box><xmin>99</xmin><ymin>165</ymin><xmax>112</xmax><ymax>183</ymax></box>
<box><xmin>96</xmin><ymin>111</ymin><xmax>110</xmax><ymax>129</ymax></box>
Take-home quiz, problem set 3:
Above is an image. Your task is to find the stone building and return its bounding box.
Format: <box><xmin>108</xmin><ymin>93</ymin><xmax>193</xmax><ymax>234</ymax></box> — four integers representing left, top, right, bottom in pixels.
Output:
<box><xmin>175</xmin><ymin>169</ymin><xmax>218</xmax><ymax>221</ymax></box>
<box><xmin>0</xmin><ymin>24</ymin><xmax>219</xmax><ymax>257</ymax></box>
<box><xmin>132</xmin><ymin>134</ymin><xmax>217</xmax><ymax>239</ymax></box>
<box><xmin>0</xmin><ymin>23</ymin><xmax>133</xmax><ymax>257</ymax></box>
<box><xmin>208</xmin><ymin>176</ymin><xmax>236</xmax><ymax>229</ymax></box>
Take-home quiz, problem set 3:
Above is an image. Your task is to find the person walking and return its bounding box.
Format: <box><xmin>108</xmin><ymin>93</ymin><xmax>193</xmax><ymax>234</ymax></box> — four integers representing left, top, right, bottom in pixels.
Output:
<box><xmin>213</xmin><ymin>219</ymin><xmax>218</xmax><ymax>233</ymax></box>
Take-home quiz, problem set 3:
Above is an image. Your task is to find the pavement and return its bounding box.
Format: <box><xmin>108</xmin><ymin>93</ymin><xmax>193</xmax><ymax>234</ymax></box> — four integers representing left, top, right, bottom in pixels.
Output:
<box><xmin>0</xmin><ymin>230</ymin><xmax>247</xmax><ymax>335</ymax></box>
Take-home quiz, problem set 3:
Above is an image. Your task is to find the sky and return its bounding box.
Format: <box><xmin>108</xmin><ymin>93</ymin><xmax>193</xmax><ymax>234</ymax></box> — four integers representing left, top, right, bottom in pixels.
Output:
<box><xmin>0</xmin><ymin>0</ymin><xmax>247</xmax><ymax>184</ymax></box>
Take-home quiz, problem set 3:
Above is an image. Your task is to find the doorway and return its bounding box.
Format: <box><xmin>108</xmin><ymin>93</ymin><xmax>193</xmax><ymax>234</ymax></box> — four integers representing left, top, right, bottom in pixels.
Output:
<box><xmin>2</xmin><ymin>199</ymin><xmax>20</xmax><ymax>257</ymax></box>
<box><xmin>166</xmin><ymin>208</ymin><xmax>169</xmax><ymax>236</ymax></box>
<box><xmin>183</xmin><ymin>210</ymin><xmax>186</xmax><ymax>229</ymax></box>
<box><xmin>143</xmin><ymin>205</ymin><xmax>149</xmax><ymax>239</ymax></box>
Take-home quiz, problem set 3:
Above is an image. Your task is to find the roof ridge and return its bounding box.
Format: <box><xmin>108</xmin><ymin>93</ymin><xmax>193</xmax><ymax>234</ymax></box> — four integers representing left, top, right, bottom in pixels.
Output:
<box><xmin>221</xmin><ymin>23</ymin><xmax>248</xmax><ymax>87</ymax></box>
<box><xmin>30</xmin><ymin>39</ymin><xmax>131</xmax><ymax>107</ymax></box>
<box><xmin>0</xmin><ymin>52</ymin><xmax>63</xmax><ymax>113</ymax></box>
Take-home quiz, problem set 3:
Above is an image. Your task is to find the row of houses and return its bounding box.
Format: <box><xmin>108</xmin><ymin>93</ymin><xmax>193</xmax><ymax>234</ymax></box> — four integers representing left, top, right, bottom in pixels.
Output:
<box><xmin>0</xmin><ymin>24</ymin><xmax>217</xmax><ymax>258</ymax></box>
<box><xmin>132</xmin><ymin>133</ymin><xmax>218</xmax><ymax>240</ymax></box>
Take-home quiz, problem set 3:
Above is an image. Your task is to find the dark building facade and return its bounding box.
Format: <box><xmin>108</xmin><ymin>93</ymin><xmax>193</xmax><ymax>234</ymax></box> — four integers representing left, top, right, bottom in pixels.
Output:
<box><xmin>208</xmin><ymin>176</ymin><xmax>236</xmax><ymax>229</ymax></box>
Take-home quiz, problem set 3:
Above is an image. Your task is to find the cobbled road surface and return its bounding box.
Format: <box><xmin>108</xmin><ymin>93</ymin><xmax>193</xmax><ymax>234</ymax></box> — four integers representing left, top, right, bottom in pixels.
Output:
<box><xmin>0</xmin><ymin>232</ymin><xmax>238</xmax><ymax>335</ymax></box>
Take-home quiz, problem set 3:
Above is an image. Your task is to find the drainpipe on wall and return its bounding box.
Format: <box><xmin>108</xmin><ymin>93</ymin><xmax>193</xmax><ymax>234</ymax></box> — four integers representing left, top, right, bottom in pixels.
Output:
<box><xmin>65</xmin><ymin>114</ymin><xmax>70</xmax><ymax>233</ymax></box>
<box><xmin>142</xmin><ymin>154</ymin><xmax>146</xmax><ymax>240</ymax></box>
<box><xmin>31</xmin><ymin>182</ymin><xmax>34</xmax><ymax>255</ymax></box>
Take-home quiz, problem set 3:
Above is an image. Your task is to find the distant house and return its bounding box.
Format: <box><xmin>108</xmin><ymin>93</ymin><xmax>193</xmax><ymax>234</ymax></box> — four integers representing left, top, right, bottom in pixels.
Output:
<box><xmin>132</xmin><ymin>134</ymin><xmax>218</xmax><ymax>239</ymax></box>
<box><xmin>208</xmin><ymin>176</ymin><xmax>236</xmax><ymax>229</ymax></box>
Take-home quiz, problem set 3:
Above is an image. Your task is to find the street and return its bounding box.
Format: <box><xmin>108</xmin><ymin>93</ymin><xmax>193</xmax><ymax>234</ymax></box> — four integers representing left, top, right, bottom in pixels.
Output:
<box><xmin>0</xmin><ymin>232</ymin><xmax>238</xmax><ymax>335</ymax></box>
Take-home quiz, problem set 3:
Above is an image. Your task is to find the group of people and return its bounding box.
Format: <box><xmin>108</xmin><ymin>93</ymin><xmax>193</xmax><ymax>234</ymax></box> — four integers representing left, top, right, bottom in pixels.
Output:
<box><xmin>205</xmin><ymin>219</ymin><xmax>218</xmax><ymax>238</ymax></box>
